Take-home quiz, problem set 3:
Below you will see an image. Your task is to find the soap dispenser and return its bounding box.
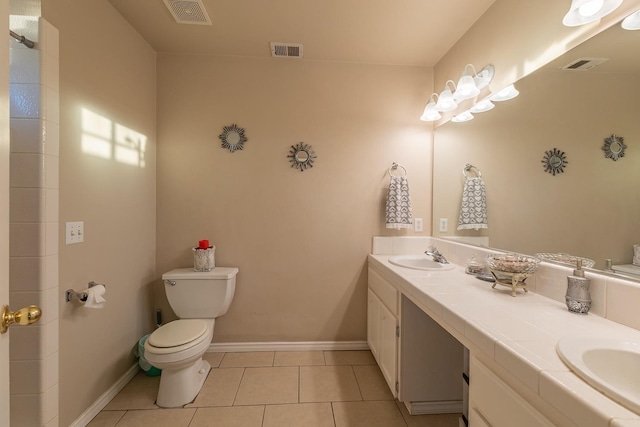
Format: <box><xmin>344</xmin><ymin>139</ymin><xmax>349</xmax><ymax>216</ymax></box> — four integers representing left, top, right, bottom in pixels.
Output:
<box><xmin>565</xmin><ymin>260</ymin><xmax>591</xmax><ymax>314</ymax></box>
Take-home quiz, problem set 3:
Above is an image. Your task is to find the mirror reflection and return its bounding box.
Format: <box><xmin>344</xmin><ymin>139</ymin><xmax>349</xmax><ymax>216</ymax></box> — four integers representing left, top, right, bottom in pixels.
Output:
<box><xmin>433</xmin><ymin>22</ymin><xmax>640</xmax><ymax>277</ymax></box>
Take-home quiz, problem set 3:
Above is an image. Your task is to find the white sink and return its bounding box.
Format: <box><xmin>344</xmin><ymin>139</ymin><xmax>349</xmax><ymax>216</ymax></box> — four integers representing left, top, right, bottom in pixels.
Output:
<box><xmin>557</xmin><ymin>335</ymin><xmax>640</xmax><ymax>414</ymax></box>
<box><xmin>388</xmin><ymin>255</ymin><xmax>455</xmax><ymax>271</ymax></box>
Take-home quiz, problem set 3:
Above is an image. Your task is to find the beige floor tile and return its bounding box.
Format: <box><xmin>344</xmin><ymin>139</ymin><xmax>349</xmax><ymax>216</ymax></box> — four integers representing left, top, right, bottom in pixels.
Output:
<box><xmin>115</xmin><ymin>408</ymin><xmax>196</xmax><ymax>427</ymax></box>
<box><xmin>234</xmin><ymin>367</ymin><xmax>299</xmax><ymax>405</ymax></box>
<box><xmin>353</xmin><ymin>365</ymin><xmax>394</xmax><ymax>401</ymax></box>
<box><xmin>86</xmin><ymin>411</ymin><xmax>125</xmax><ymax>427</ymax></box>
<box><xmin>300</xmin><ymin>366</ymin><xmax>362</xmax><ymax>402</ymax></box>
<box><xmin>396</xmin><ymin>401</ymin><xmax>461</xmax><ymax>427</ymax></box>
<box><xmin>263</xmin><ymin>403</ymin><xmax>335</xmax><ymax>427</ymax></box>
<box><xmin>189</xmin><ymin>406</ymin><xmax>265</xmax><ymax>427</ymax></box>
<box><xmin>103</xmin><ymin>372</ymin><xmax>160</xmax><ymax>410</ymax></box>
<box><xmin>187</xmin><ymin>368</ymin><xmax>244</xmax><ymax>407</ymax></box>
<box><xmin>333</xmin><ymin>401</ymin><xmax>406</xmax><ymax>427</ymax></box>
<box><xmin>324</xmin><ymin>350</ymin><xmax>376</xmax><ymax>366</ymax></box>
<box><xmin>274</xmin><ymin>351</ymin><xmax>325</xmax><ymax>366</ymax></box>
<box><xmin>219</xmin><ymin>352</ymin><xmax>274</xmax><ymax>368</ymax></box>
<box><xmin>203</xmin><ymin>352</ymin><xmax>225</xmax><ymax>368</ymax></box>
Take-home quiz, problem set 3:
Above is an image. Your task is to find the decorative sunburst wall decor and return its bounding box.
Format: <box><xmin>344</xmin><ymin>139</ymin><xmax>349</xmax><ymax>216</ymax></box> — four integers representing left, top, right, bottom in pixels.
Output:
<box><xmin>219</xmin><ymin>124</ymin><xmax>247</xmax><ymax>152</ymax></box>
<box><xmin>602</xmin><ymin>134</ymin><xmax>626</xmax><ymax>161</ymax></box>
<box><xmin>541</xmin><ymin>148</ymin><xmax>568</xmax><ymax>176</ymax></box>
<box><xmin>287</xmin><ymin>142</ymin><xmax>317</xmax><ymax>172</ymax></box>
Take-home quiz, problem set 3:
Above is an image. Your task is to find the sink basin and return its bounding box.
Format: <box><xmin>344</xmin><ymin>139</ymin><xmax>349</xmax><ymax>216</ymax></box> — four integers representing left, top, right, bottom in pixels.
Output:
<box><xmin>557</xmin><ymin>335</ymin><xmax>640</xmax><ymax>414</ymax></box>
<box><xmin>388</xmin><ymin>255</ymin><xmax>455</xmax><ymax>271</ymax></box>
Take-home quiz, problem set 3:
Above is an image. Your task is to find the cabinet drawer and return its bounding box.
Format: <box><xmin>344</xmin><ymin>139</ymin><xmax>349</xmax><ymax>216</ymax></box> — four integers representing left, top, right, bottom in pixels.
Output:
<box><xmin>368</xmin><ymin>267</ymin><xmax>398</xmax><ymax>316</ymax></box>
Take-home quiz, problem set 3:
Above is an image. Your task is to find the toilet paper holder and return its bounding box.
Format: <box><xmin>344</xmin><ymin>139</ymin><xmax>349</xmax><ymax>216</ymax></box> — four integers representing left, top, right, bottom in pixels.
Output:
<box><xmin>65</xmin><ymin>281</ymin><xmax>106</xmax><ymax>303</ymax></box>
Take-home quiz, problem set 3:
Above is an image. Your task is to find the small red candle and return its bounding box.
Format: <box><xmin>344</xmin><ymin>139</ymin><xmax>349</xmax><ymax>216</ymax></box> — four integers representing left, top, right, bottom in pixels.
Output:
<box><xmin>198</xmin><ymin>239</ymin><xmax>210</xmax><ymax>249</ymax></box>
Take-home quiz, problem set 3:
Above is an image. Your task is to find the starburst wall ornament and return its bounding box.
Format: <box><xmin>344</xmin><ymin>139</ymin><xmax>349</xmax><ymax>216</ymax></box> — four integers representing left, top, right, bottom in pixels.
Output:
<box><xmin>541</xmin><ymin>148</ymin><xmax>568</xmax><ymax>176</ymax></box>
<box><xmin>219</xmin><ymin>124</ymin><xmax>247</xmax><ymax>153</ymax></box>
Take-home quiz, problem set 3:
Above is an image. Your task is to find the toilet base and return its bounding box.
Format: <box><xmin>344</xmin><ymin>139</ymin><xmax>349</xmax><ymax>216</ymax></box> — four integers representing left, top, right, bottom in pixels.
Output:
<box><xmin>156</xmin><ymin>358</ymin><xmax>211</xmax><ymax>408</ymax></box>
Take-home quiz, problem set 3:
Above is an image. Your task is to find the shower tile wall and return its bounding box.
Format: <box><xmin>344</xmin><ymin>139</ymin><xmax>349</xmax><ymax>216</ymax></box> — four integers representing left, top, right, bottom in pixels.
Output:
<box><xmin>9</xmin><ymin>15</ymin><xmax>59</xmax><ymax>427</ymax></box>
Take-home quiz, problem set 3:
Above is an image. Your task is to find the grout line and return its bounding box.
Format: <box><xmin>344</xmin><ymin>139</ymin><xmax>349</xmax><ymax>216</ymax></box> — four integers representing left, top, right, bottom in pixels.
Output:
<box><xmin>231</xmin><ymin>366</ymin><xmax>246</xmax><ymax>406</ymax></box>
<box><xmin>351</xmin><ymin>365</ymin><xmax>364</xmax><ymax>401</ymax></box>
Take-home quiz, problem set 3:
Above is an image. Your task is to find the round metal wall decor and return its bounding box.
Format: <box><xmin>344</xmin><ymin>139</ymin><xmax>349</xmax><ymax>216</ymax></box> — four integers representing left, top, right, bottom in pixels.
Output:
<box><xmin>602</xmin><ymin>134</ymin><xmax>626</xmax><ymax>161</ymax></box>
<box><xmin>219</xmin><ymin>124</ymin><xmax>247</xmax><ymax>153</ymax></box>
<box><xmin>288</xmin><ymin>142</ymin><xmax>317</xmax><ymax>172</ymax></box>
<box><xmin>541</xmin><ymin>148</ymin><xmax>568</xmax><ymax>176</ymax></box>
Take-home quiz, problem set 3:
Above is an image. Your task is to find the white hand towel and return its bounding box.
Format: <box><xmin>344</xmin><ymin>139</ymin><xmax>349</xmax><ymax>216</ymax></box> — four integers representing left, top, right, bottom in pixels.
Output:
<box><xmin>386</xmin><ymin>175</ymin><xmax>413</xmax><ymax>229</ymax></box>
<box><xmin>457</xmin><ymin>176</ymin><xmax>488</xmax><ymax>230</ymax></box>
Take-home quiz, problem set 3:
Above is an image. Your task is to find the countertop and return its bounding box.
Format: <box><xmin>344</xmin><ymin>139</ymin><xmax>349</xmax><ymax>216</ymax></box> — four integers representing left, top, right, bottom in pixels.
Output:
<box><xmin>368</xmin><ymin>254</ymin><xmax>640</xmax><ymax>427</ymax></box>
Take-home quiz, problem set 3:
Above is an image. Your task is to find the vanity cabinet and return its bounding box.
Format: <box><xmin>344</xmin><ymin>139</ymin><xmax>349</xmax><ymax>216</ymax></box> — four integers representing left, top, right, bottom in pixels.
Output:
<box><xmin>469</xmin><ymin>356</ymin><xmax>555</xmax><ymax>427</ymax></box>
<box><xmin>367</xmin><ymin>267</ymin><xmax>399</xmax><ymax>396</ymax></box>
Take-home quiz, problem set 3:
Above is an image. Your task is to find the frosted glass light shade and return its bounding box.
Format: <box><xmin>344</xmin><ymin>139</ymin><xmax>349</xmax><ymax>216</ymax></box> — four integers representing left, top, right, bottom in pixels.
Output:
<box><xmin>420</xmin><ymin>98</ymin><xmax>441</xmax><ymax>122</ymax></box>
<box><xmin>451</xmin><ymin>111</ymin><xmax>474</xmax><ymax>123</ymax></box>
<box><xmin>435</xmin><ymin>86</ymin><xmax>457</xmax><ymax>112</ymax></box>
<box><xmin>622</xmin><ymin>10</ymin><xmax>640</xmax><ymax>29</ymax></box>
<box><xmin>562</xmin><ymin>0</ymin><xmax>622</xmax><ymax>26</ymax></box>
<box><xmin>453</xmin><ymin>74</ymin><xmax>480</xmax><ymax>101</ymax></box>
<box><xmin>490</xmin><ymin>84</ymin><xmax>519</xmax><ymax>102</ymax></box>
<box><xmin>470</xmin><ymin>99</ymin><xmax>495</xmax><ymax>113</ymax></box>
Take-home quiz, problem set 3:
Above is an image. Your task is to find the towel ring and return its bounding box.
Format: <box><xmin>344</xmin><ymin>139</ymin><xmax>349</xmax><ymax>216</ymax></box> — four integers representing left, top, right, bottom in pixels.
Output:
<box><xmin>463</xmin><ymin>163</ymin><xmax>482</xmax><ymax>178</ymax></box>
<box><xmin>389</xmin><ymin>162</ymin><xmax>407</xmax><ymax>177</ymax></box>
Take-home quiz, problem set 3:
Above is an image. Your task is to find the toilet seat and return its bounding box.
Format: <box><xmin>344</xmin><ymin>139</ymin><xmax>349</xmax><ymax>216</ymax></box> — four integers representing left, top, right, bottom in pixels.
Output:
<box><xmin>146</xmin><ymin>319</ymin><xmax>211</xmax><ymax>355</ymax></box>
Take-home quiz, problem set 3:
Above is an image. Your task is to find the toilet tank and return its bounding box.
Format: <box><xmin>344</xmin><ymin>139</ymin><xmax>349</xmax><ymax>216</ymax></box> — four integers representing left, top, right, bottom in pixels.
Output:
<box><xmin>162</xmin><ymin>267</ymin><xmax>238</xmax><ymax>319</ymax></box>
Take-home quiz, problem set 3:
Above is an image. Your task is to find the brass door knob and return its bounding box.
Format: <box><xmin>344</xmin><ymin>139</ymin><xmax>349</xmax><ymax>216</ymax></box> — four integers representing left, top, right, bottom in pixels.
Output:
<box><xmin>0</xmin><ymin>305</ymin><xmax>42</xmax><ymax>334</ymax></box>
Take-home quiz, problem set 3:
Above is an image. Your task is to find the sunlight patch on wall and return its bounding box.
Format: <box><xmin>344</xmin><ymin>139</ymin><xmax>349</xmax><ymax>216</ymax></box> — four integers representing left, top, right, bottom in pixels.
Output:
<box><xmin>81</xmin><ymin>107</ymin><xmax>147</xmax><ymax>168</ymax></box>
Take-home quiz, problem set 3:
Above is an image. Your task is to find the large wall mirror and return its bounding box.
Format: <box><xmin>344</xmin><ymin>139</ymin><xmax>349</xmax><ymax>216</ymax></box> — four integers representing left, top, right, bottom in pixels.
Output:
<box><xmin>433</xmin><ymin>21</ymin><xmax>640</xmax><ymax>278</ymax></box>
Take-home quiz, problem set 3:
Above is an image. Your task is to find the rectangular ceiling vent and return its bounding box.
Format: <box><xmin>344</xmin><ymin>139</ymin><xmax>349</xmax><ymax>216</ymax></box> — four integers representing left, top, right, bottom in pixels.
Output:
<box><xmin>270</xmin><ymin>42</ymin><xmax>304</xmax><ymax>58</ymax></box>
<box><xmin>163</xmin><ymin>0</ymin><xmax>212</xmax><ymax>25</ymax></box>
<box><xmin>561</xmin><ymin>57</ymin><xmax>609</xmax><ymax>71</ymax></box>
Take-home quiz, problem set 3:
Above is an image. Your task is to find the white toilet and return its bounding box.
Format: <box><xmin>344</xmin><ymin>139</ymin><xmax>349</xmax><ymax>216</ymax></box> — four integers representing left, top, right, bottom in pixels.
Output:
<box><xmin>144</xmin><ymin>267</ymin><xmax>238</xmax><ymax>407</ymax></box>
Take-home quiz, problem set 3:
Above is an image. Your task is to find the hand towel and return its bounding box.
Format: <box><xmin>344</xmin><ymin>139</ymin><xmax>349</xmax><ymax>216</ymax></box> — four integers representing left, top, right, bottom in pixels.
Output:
<box><xmin>386</xmin><ymin>175</ymin><xmax>413</xmax><ymax>229</ymax></box>
<box><xmin>457</xmin><ymin>176</ymin><xmax>488</xmax><ymax>230</ymax></box>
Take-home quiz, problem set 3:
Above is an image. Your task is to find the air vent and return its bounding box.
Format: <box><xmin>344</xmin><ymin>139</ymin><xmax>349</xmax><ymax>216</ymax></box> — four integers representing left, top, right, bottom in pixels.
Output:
<box><xmin>561</xmin><ymin>57</ymin><xmax>609</xmax><ymax>71</ymax></box>
<box><xmin>270</xmin><ymin>42</ymin><xmax>304</xmax><ymax>58</ymax></box>
<box><xmin>163</xmin><ymin>0</ymin><xmax>212</xmax><ymax>25</ymax></box>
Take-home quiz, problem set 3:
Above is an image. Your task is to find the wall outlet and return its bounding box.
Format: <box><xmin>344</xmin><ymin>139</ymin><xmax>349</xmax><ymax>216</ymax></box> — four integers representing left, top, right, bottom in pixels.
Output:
<box><xmin>439</xmin><ymin>218</ymin><xmax>448</xmax><ymax>233</ymax></box>
<box><xmin>65</xmin><ymin>221</ymin><xmax>84</xmax><ymax>244</ymax></box>
<box><xmin>414</xmin><ymin>217</ymin><xmax>423</xmax><ymax>232</ymax></box>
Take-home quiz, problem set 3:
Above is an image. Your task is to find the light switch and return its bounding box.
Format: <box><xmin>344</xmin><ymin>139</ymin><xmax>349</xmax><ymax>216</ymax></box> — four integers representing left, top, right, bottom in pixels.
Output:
<box><xmin>65</xmin><ymin>221</ymin><xmax>84</xmax><ymax>244</ymax></box>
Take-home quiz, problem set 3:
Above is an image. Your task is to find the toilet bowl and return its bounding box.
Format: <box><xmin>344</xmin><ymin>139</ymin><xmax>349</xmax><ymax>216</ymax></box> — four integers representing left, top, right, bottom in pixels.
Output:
<box><xmin>144</xmin><ymin>267</ymin><xmax>238</xmax><ymax>407</ymax></box>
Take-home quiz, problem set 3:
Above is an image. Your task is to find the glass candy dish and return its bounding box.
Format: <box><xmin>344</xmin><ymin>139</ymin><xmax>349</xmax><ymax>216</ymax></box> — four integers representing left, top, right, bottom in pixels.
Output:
<box><xmin>486</xmin><ymin>254</ymin><xmax>540</xmax><ymax>297</ymax></box>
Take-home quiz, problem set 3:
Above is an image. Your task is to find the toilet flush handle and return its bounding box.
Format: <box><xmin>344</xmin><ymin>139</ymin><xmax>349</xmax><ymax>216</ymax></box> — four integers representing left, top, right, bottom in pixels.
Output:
<box><xmin>164</xmin><ymin>280</ymin><xmax>177</xmax><ymax>286</ymax></box>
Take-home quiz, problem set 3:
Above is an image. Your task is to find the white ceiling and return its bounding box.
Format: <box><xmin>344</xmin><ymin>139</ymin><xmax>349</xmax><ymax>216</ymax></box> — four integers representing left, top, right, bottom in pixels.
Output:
<box><xmin>107</xmin><ymin>0</ymin><xmax>496</xmax><ymax>67</ymax></box>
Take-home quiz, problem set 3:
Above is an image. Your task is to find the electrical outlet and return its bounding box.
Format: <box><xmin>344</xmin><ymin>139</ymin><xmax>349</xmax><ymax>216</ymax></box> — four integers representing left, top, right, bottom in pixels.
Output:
<box><xmin>65</xmin><ymin>221</ymin><xmax>84</xmax><ymax>244</ymax></box>
<box><xmin>414</xmin><ymin>217</ymin><xmax>423</xmax><ymax>232</ymax></box>
<box><xmin>439</xmin><ymin>218</ymin><xmax>448</xmax><ymax>233</ymax></box>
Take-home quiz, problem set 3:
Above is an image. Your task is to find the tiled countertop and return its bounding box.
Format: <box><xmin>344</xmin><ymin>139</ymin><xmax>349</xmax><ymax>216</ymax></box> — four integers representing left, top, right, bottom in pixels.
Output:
<box><xmin>368</xmin><ymin>253</ymin><xmax>640</xmax><ymax>427</ymax></box>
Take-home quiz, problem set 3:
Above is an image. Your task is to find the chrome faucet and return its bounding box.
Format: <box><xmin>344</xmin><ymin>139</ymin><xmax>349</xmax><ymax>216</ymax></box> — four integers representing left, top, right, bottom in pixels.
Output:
<box><xmin>425</xmin><ymin>246</ymin><xmax>449</xmax><ymax>264</ymax></box>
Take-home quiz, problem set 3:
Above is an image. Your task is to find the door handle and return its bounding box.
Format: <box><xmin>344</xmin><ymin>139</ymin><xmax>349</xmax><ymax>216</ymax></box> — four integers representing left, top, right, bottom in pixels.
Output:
<box><xmin>0</xmin><ymin>305</ymin><xmax>42</xmax><ymax>334</ymax></box>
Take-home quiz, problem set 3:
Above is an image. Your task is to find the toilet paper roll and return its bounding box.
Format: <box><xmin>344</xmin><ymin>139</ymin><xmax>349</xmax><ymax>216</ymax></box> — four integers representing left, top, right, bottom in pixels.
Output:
<box><xmin>84</xmin><ymin>284</ymin><xmax>106</xmax><ymax>309</ymax></box>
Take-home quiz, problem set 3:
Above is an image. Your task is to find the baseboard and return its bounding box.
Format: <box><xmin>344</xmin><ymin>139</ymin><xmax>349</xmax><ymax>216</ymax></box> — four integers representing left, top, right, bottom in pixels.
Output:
<box><xmin>404</xmin><ymin>399</ymin><xmax>463</xmax><ymax>415</ymax></box>
<box><xmin>69</xmin><ymin>363</ymin><xmax>140</xmax><ymax>427</ymax></box>
<box><xmin>208</xmin><ymin>340</ymin><xmax>369</xmax><ymax>353</ymax></box>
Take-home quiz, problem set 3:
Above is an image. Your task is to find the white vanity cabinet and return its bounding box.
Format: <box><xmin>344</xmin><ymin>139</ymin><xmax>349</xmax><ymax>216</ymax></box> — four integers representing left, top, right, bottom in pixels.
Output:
<box><xmin>469</xmin><ymin>356</ymin><xmax>557</xmax><ymax>427</ymax></box>
<box><xmin>367</xmin><ymin>267</ymin><xmax>399</xmax><ymax>396</ymax></box>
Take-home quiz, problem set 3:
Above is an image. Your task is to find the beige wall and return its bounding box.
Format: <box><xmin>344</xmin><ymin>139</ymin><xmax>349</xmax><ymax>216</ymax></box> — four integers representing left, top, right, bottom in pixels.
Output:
<box><xmin>42</xmin><ymin>1</ymin><xmax>157</xmax><ymax>425</ymax></box>
<box><xmin>156</xmin><ymin>54</ymin><xmax>432</xmax><ymax>342</ymax></box>
<box><xmin>433</xmin><ymin>69</ymin><xmax>640</xmax><ymax>268</ymax></box>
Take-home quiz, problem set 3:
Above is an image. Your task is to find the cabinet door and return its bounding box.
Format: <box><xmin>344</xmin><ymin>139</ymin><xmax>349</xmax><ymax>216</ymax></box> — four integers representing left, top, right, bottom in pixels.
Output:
<box><xmin>378</xmin><ymin>299</ymin><xmax>398</xmax><ymax>396</ymax></box>
<box><xmin>367</xmin><ymin>289</ymin><xmax>380</xmax><ymax>360</ymax></box>
<box><xmin>470</xmin><ymin>357</ymin><xmax>555</xmax><ymax>427</ymax></box>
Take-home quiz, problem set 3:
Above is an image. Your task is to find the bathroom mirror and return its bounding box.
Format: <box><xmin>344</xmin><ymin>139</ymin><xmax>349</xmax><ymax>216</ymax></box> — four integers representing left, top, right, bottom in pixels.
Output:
<box><xmin>433</xmin><ymin>21</ymin><xmax>640</xmax><ymax>276</ymax></box>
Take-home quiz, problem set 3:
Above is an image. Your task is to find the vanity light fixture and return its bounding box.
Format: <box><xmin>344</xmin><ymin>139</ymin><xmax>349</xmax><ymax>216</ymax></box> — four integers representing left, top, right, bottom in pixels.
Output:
<box><xmin>420</xmin><ymin>94</ymin><xmax>442</xmax><ymax>122</ymax></box>
<box><xmin>562</xmin><ymin>0</ymin><xmax>623</xmax><ymax>26</ymax></box>
<box><xmin>453</xmin><ymin>65</ymin><xmax>481</xmax><ymax>102</ymax></box>
<box><xmin>469</xmin><ymin>98</ymin><xmax>495</xmax><ymax>113</ymax></box>
<box><xmin>435</xmin><ymin>80</ymin><xmax>458</xmax><ymax>112</ymax></box>
<box><xmin>490</xmin><ymin>84</ymin><xmax>519</xmax><ymax>102</ymax></box>
<box><xmin>451</xmin><ymin>110</ymin><xmax>474</xmax><ymax>123</ymax></box>
<box><xmin>622</xmin><ymin>9</ymin><xmax>640</xmax><ymax>29</ymax></box>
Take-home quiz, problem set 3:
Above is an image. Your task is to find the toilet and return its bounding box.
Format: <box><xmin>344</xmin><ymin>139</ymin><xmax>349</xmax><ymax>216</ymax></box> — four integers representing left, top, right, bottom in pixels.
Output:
<box><xmin>144</xmin><ymin>267</ymin><xmax>238</xmax><ymax>407</ymax></box>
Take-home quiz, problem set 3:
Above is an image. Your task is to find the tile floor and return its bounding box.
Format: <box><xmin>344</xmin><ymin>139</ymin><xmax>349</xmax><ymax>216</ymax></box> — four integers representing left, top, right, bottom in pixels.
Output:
<box><xmin>89</xmin><ymin>350</ymin><xmax>460</xmax><ymax>427</ymax></box>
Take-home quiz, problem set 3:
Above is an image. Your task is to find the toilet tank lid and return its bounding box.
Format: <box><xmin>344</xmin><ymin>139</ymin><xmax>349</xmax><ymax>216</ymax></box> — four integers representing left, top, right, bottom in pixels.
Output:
<box><xmin>163</xmin><ymin>267</ymin><xmax>239</xmax><ymax>280</ymax></box>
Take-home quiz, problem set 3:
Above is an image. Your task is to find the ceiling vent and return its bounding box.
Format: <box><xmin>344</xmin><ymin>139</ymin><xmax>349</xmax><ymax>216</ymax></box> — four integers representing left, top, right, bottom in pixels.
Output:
<box><xmin>561</xmin><ymin>57</ymin><xmax>609</xmax><ymax>71</ymax></box>
<box><xmin>163</xmin><ymin>0</ymin><xmax>212</xmax><ymax>25</ymax></box>
<box><xmin>270</xmin><ymin>42</ymin><xmax>304</xmax><ymax>58</ymax></box>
